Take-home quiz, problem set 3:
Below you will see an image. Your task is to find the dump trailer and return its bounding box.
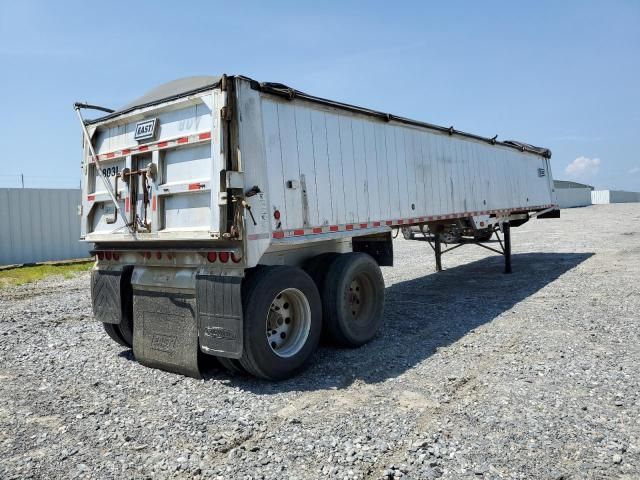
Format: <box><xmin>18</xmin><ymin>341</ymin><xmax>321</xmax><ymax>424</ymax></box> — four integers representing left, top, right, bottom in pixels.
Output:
<box><xmin>77</xmin><ymin>74</ymin><xmax>558</xmax><ymax>380</ymax></box>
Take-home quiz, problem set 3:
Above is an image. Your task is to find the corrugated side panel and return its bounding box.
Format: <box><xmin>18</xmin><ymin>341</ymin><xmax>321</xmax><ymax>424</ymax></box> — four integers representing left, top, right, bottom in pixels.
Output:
<box><xmin>556</xmin><ymin>188</ymin><xmax>592</xmax><ymax>208</ymax></box>
<box><xmin>0</xmin><ymin>188</ymin><xmax>91</xmax><ymax>265</ymax></box>
<box><xmin>591</xmin><ymin>190</ymin><xmax>610</xmax><ymax>204</ymax></box>
<box><xmin>258</xmin><ymin>96</ymin><xmax>554</xmax><ymax>232</ymax></box>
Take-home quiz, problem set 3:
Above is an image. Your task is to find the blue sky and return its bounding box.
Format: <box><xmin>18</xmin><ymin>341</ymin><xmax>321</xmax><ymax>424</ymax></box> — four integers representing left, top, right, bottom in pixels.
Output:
<box><xmin>0</xmin><ymin>0</ymin><xmax>638</xmax><ymax>190</ymax></box>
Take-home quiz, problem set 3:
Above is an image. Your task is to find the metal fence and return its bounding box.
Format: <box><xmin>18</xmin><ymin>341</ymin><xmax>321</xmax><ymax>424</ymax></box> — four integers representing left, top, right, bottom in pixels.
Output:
<box><xmin>0</xmin><ymin>188</ymin><xmax>91</xmax><ymax>266</ymax></box>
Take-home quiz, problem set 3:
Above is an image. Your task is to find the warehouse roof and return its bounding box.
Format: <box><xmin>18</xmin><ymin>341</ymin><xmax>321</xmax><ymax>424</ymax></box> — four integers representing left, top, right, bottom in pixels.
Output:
<box><xmin>554</xmin><ymin>180</ymin><xmax>594</xmax><ymax>190</ymax></box>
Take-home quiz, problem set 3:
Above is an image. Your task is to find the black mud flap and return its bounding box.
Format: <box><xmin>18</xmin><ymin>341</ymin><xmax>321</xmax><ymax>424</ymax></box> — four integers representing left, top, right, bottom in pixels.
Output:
<box><xmin>91</xmin><ymin>269</ymin><xmax>126</xmax><ymax>324</ymax></box>
<box><xmin>196</xmin><ymin>275</ymin><xmax>243</xmax><ymax>359</ymax></box>
<box><xmin>538</xmin><ymin>208</ymin><xmax>561</xmax><ymax>219</ymax></box>
<box><xmin>132</xmin><ymin>289</ymin><xmax>201</xmax><ymax>379</ymax></box>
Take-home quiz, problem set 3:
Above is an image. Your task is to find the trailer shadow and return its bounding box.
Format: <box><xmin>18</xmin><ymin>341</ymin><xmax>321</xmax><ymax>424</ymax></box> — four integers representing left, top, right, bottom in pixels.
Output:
<box><xmin>216</xmin><ymin>251</ymin><xmax>593</xmax><ymax>393</ymax></box>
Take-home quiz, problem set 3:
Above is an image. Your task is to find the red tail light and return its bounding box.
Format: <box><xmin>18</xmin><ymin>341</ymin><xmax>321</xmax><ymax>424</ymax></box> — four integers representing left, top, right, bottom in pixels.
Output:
<box><xmin>231</xmin><ymin>252</ymin><xmax>242</xmax><ymax>263</ymax></box>
<box><xmin>207</xmin><ymin>252</ymin><xmax>217</xmax><ymax>263</ymax></box>
<box><xmin>112</xmin><ymin>252</ymin><xmax>120</xmax><ymax>261</ymax></box>
<box><xmin>218</xmin><ymin>251</ymin><xmax>230</xmax><ymax>263</ymax></box>
<box><xmin>273</xmin><ymin>210</ymin><xmax>281</xmax><ymax>220</ymax></box>
<box><xmin>156</xmin><ymin>251</ymin><xmax>162</xmax><ymax>260</ymax></box>
<box><xmin>97</xmin><ymin>252</ymin><xmax>104</xmax><ymax>260</ymax></box>
<box><xmin>105</xmin><ymin>251</ymin><xmax>112</xmax><ymax>260</ymax></box>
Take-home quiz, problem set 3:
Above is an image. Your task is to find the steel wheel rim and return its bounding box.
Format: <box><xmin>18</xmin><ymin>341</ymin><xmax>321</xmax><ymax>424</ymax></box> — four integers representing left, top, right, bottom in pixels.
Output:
<box><xmin>266</xmin><ymin>288</ymin><xmax>311</xmax><ymax>358</ymax></box>
<box><xmin>347</xmin><ymin>273</ymin><xmax>373</xmax><ymax>323</ymax></box>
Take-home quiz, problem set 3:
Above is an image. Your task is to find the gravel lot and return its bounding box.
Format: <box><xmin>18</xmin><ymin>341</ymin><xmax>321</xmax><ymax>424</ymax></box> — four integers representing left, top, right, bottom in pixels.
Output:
<box><xmin>1</xmin><ymin>203</ymin><xmax>639</xmax><ymax>480</ymax></box>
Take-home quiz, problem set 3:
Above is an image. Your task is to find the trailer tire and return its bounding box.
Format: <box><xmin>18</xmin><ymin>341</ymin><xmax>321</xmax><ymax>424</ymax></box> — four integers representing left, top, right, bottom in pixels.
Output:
<box><xmin>101</xmin><ymin>281</ymin><xmax>134</xmax><ymax>348</ymax></box>
<box><xmin>303</xmin><ymin>252</ymin><xmax>340</xmax><ymax>296</ymax></box>
<box><xmin>102</xmin><ymin>322</ymin><xmax>130</xmax><ymax>347</ymax></box>
<box><xmin>217</xmin><ymin>357</ymin><xmax>247</xmax><ymax>376</ymax></box>
<box><xmin>239</xmin><ymin>266</ymin><xmax>322</xmax><ymax>380</ymax></box>
<box><xmin>401</xmin><ymin>227</ymin><xmax>414</xmax><ymax>240</ymax></box>
<box><xmin>474</xmin><ymin>230</ymin><xmax>494</xmax><ymax>242</ymax></box>
<box><xmin>323</xmin><ymin>253</ymin><xmax>385</xmax><ymax>347</ymax></box>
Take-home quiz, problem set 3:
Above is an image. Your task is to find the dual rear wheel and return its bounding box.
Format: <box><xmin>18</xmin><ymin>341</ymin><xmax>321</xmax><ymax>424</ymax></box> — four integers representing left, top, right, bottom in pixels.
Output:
<box><xmin>101</xmin><ymin>253</ymin><xmax>385</xmax><ymax>380</ymax></box>
<box><xmin>220</xmin><ymin>253</ymin><xmax>385</xmax><ymax>380</ymax></box>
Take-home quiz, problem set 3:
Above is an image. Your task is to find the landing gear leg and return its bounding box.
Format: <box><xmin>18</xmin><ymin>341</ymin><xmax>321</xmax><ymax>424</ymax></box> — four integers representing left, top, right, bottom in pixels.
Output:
<box><xmin>434</xmin><ymin>233</ymin><xmax>442</xmax><ymax>272</ymax></box>
<box><xmin>503</xmin><ymin>222</ymin><xmax>512</xmax><ymax>274</ymax></box>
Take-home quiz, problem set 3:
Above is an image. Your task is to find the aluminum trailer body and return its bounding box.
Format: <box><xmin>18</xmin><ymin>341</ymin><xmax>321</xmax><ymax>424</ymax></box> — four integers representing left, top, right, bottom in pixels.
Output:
<box><xmin>79</xmin><ymin>75</ymin><xmax>558</xmax><ymax>379</ymax></box>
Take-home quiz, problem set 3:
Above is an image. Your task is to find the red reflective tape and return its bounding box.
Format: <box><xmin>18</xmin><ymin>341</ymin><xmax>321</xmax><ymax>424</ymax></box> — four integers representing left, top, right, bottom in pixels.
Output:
<box><xmin>157</xmin><ymin>141</ymin><xmax>168</xmax><ymax>148</ymax></box>
<box><xmin>346</xmin><ymin>224</ymin><xmax>354</xmax><ymax>231</ymax></box>
<box><xmin>138</xmin><ymin>145</ymin><xmax>149</xmax><ymax>151</ymax></box>
<box><xmin>293</xmin><ymin>229</ymin><xmax>305</xmax><ymax>236</ymax></box>
<box><xmin>87</xmin><ymin>195</ymin><xmax>95</xmax><ymax>201</ymax></box>
<box><xmin>330</xmin><ymin>225</ymin><xmax>339</xmax><ymax>232</ymax></box>
<box><xmin>407</xmin><ymin>218</ymin><xmax>414</xmax><ymax>223</ymax></box>
<box><xmin>397</xmin><ymin>219</ymin><xmax>404</xmax><ymax>225</ymax></box>
<box><xmin>122</xmin><ymin>149</ymin><xmax>131</xmax><ymax>155</ymax></box>
<box><xmin>188</xmin><ymin>183</ymin><xmax>203</xmax><ymax>190</ymax></box>
<box><xmin>106</xmin><ymin>152</ymin><xmax>115</xmax><ymax>159</ymax></box>
<box><xmin>428</xmin><ymin>216</ymin><xmax>434</xmax><ymax>221</ymax></box>
<box><xmin>273</xmin><ymin>231</ymin><xmax>285</xmax><ymax>239</ymax></box>
<box><xmin>152</xmin><ymin>195</ymin><xmax>156</xmax><ymax>211</ymax></box>
<box><xmin>177</xmin><ymin>137</ymin><xmax>189</xmax><ymax>144</ymax></box>
<box><xmin>359</xmin><ymin>223</ymin><xmax>368</xmax><ymax>228</ymax></box>
<box><xmin>312</xmin><ymin>227</ymin><xmax>323</xmax><ymax>234</ymax></box>
<box><xmin>125</xmin><ymin>197</ymin><xmax>130</xmax><ymax>213</ymax></box>
<box><xmin>373</xmin><ymin>221</ymin><xmax>381</xmax><ymax>227</ymax></box>
<box><xmin>198</xmin><ymin>132</ymin><xmax>211</xmax><ymax>140</ymax></box>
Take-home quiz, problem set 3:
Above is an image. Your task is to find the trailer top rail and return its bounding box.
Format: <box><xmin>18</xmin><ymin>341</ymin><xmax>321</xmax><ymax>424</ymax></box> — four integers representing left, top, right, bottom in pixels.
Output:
<box><xmin>83</xmin><ymin>74</ymin><xmax>551</xmax><ymax>159</ymax></box>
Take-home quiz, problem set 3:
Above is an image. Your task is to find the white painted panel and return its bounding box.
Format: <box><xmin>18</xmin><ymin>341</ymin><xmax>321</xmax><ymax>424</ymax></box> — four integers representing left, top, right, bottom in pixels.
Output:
<box><xmin>385</xmin><ymin>127</ymin><xmax>401</xmax><ymax>217</ymax></box>
<box><xmin>339</xmin><ymin>115</ymin><xmax>358</xmax><ymax>224</ymax></box>
<box><xmin>252</xmin><ymin>86</ymin><xmax>555</xmax><ymax>243</ymax></box>
<box><xmin>411</xmin><ymin>131</ymin><xmax>425</xmax><ymax>214</ymax></box>
<box><xmin>277</xmin><ymin>103</ymin><xmax>304</xmax><ymax>230</ymax></box>
<box><xmin>91</xmin><ymin>199</ymin><xmax>128</xmax><ymax>234</ymax></box>
<box><xmin>161</xmin><ymin>144</ymin><xmax>211</xmax><ymax>185</ymax></box>
<box><xmin>293</xmin><ymin>106</ymin><xmax>320</xmax><ymax>227</ymax></box>
<box><xmin>325</xmin><ymin>113</ymin><xmax>346</xmax><ymax>225</ymax></box>
<box><xmin>310</xmin><ymin>110</ymin><xmax>333</xmax><ymax>225</ymax></box>
<box><xmin>363</xmin><ymin>121</ymin><xmax>380</xmax><ymax>221</ymax></box>
<box><xmin>403</xmin><ymin>130</ymin><xmax>417</xmax><ymax>215</ymax></box>
<box><xmin>374</xmin><ymin>123</ymin><xmax>391</xmax><ymax>221</ymax></box>
<box><xmin>345</xmin><ymin>119</ymin><xmax>370</xmax><ymax>223</ymax></box>
<box><xmin>395</xmin><ymin>128</ymin><xmax>410</xmax><ymax>218</ymax></box>
<box><xmin>163</xmin><ymin>192</ymin><xmax>210</xmax><ymax>230</ymax></box>
<box><xmin>261</xmin><ymin>101</ymin><xmax>287</xmax><ymax>226</ymax></box>
<box><xmin>90</xmin><ymin>158</ymin><xmax>126</xmax><ymax>195</ymax></box>
<box><xmin>94</xmin><ymin>100</ymin><xmax>213</xmax><ymax>155</ymax></box>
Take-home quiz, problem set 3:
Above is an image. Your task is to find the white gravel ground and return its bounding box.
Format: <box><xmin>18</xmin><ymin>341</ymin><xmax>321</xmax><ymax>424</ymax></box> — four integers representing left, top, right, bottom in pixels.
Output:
<box><xmin>1</xmin><ymin>203</ymin><xmax>639</xmax><ymax>479</ymax></box>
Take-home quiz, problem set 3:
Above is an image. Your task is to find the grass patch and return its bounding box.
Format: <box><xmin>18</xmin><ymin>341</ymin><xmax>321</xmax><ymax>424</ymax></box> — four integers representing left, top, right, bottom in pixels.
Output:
<box><xmin>0</xmin><ymin>261</ymin><xmax>93</xmax><ymax>288</ymax></box>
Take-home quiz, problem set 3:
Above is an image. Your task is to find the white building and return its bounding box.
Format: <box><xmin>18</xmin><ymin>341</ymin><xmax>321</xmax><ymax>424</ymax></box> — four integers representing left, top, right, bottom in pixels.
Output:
<box><xmin>0</xmin><ymin>188</ymin><xmax>90</xmax><ymax>265</ymax></box>
<box><xmin>554</xmin><ymin>180</ymin><xmax>593</xmax><ymax>208</ymax></box>
<box><xmin>591</xmin><ymin>190</ymin><xmax>640</xmax><ymax>204</ymax></box>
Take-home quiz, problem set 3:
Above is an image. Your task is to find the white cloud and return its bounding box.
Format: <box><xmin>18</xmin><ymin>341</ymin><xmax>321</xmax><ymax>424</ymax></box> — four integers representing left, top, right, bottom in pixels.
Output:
<box><xmin>565</xmin><ymin>156</ymin><xmax>601</xmax><ymax>178</ymax></box>
<box><xmin>629</xmin><ymin>167</ymin><xmax>640</xmax><ymax>175</ymax></box>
